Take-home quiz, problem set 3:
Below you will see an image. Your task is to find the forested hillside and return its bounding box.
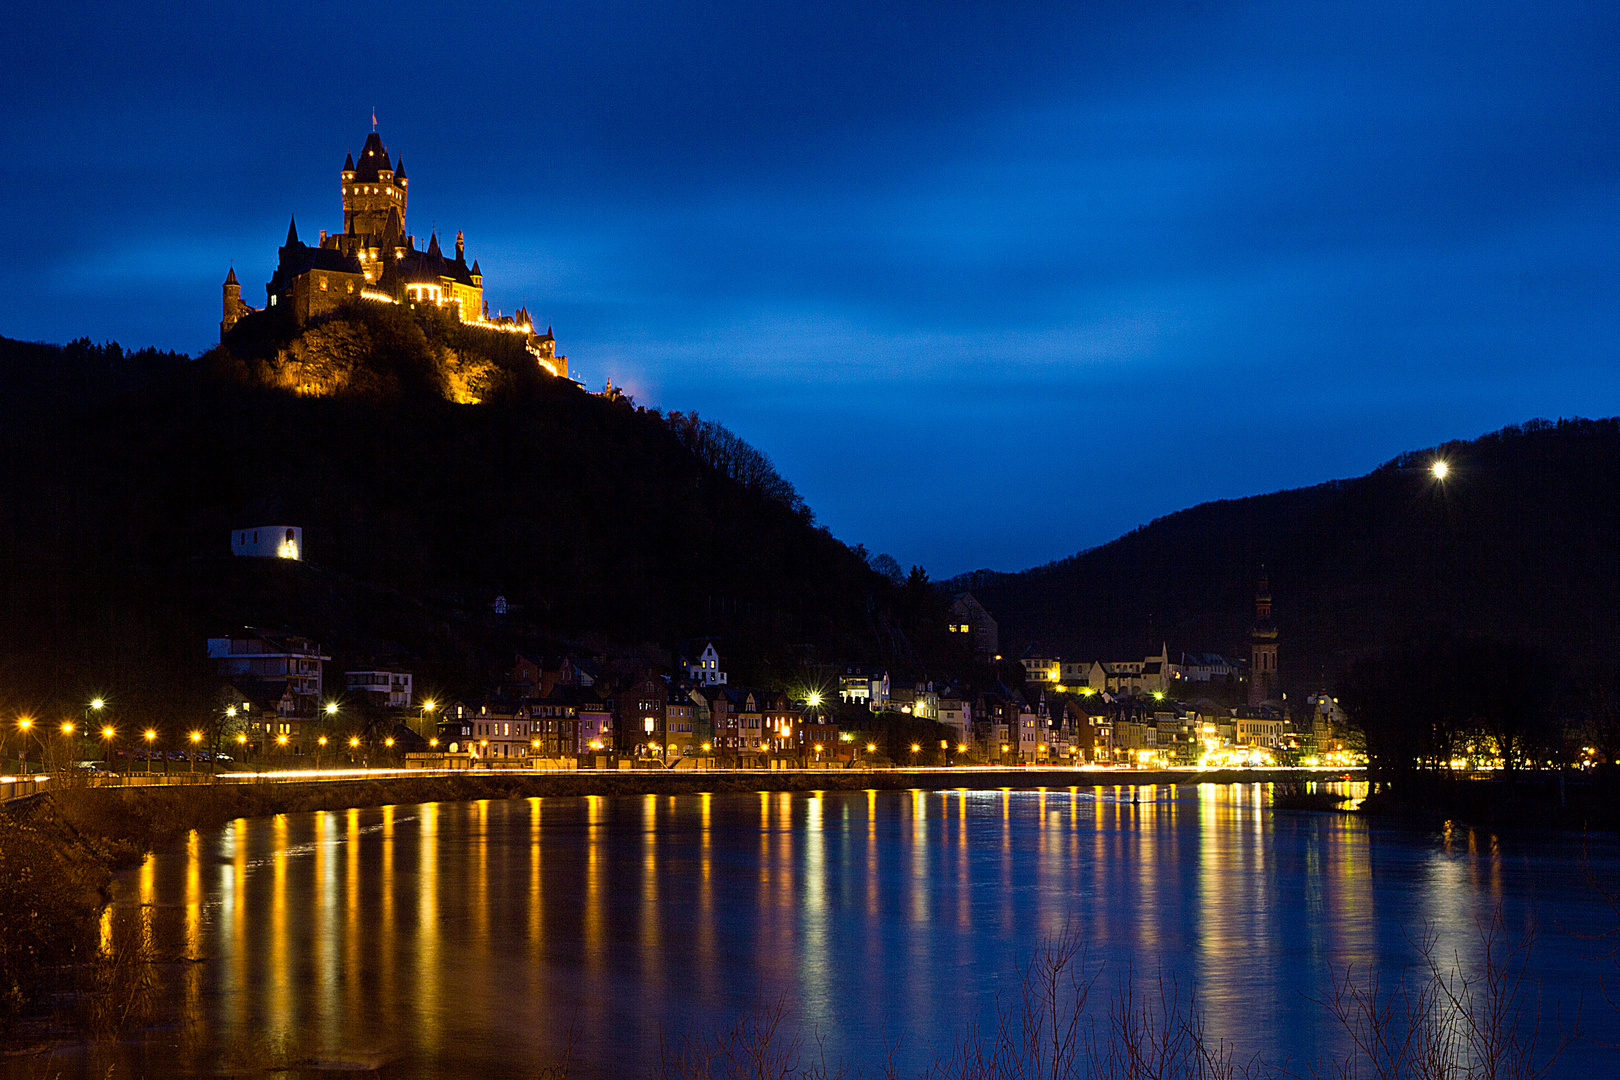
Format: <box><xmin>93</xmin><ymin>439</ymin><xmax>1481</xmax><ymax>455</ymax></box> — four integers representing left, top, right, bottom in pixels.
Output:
<box><xmin>949</xmin><ymin>418</ymin><xmax>1620</xmax><ymax>695</ymax></box>
<box><xmin>0</xmin><ymin>307</ymin><xmax>911</xmax><ymax>725</ymax></box>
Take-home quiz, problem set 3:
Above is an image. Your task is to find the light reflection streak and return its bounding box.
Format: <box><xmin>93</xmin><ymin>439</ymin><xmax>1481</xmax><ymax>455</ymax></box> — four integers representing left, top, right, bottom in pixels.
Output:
<box><xmin>415</xmin><ymin>803</ymin><xmax>439</xmax><ymax>1042</ymax></box>
<box><xmin>271</xmin><ymin>814</ymin><xmax>289</xmax><ymax>1039</ymax></box>
<box><xmin>802</xmin><ymin>793</ymin><xmax>829</xmax><ymax>1031</ymax></box>
<box><xmin>346</xmin><ymin>808</ymin><xmax>361</xmax><ymax>1033</ymax></box>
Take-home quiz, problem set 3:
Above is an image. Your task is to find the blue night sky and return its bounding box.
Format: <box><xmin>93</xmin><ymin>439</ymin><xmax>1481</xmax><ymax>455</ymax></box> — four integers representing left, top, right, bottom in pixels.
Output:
<box><xmin>3</xmin><ymin>1</ymin><xmax>1617</xmax><ymax>576</ymax></box>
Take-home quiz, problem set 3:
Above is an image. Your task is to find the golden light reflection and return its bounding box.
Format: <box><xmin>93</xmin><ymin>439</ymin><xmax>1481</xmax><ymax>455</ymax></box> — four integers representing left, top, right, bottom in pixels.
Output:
<box><xmin>271</xmin><ymin>814</ymin><xmax>289</xmax><ymax>1037</ymax></box>
<box><xmin>381</xmin><ymin>803</ymin><xmax>396</xmax><ymax>1019</ymax></box>
<box><xmin>184</xmin><ymin>829</ymin><xmax>202</xmax><ymax>1019</ymax></box>
<box><xmin>699</xmin><ymin>792</ymin><xmax>715</xmax><ymax>1002</ymax></box>
<box><xmin>473</xmin><ymin>800</ymin><xmax>491</xmax><ymax>948</ymax></box>
<box><xmin>415</xmin><ymin>803</ymin><xmax>439</xmax><ymax>1042</ymax></box>
<box><xmin>641</xmin><ymin>794</ymin><xmax>661</xmax><ymax>988</ymax></box>
<box><xmin>184</xmin><ymin>829</ymin><xmax>202</xmax><ymax>958</ymax></box>
<box><xmin>345</xmin><ymin>807</ymin><xmax>361</xmax><ymax>1032</ymax></box>
<box><xmin>529</xmin><ymin>798</ymin><xmax>543</xmax><ymax>960</ymax></box>
<box><xmin>314</xmin><ymin>811</ymin><xmax>336</xmax><ymax>1045</ymax></box>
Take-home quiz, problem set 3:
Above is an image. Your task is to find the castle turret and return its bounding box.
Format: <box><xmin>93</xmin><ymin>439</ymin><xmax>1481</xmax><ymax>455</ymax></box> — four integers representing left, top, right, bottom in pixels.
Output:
<box><xmin>220</xmin><ymin>266</ymin><xmax>245</xmax><ymax>340</ymax></box>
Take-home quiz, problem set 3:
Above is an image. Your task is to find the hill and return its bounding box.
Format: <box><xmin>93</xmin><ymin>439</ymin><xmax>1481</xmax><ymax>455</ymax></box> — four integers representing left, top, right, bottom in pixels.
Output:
<box><xmin>0</xmin><ymin>307</ymin><xmax>907</xmax><ymax>726</ymax></box>
<box><xmin>948</xmin><ymin>418</ymin><xmax>1620</xmax><ymax>694</ymax></box>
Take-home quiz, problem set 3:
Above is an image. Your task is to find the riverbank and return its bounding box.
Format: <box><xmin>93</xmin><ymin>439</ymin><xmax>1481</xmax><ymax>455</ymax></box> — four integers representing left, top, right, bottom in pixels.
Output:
<box><xmin>21</xmin><ymin>766</ymin><xmax>1337</xmax><ymax>857</ymax></box>
<box><xmin>1359</xmin><ymin>769</ymin><xmax>1620</xmax><ymax>831</ymax></box>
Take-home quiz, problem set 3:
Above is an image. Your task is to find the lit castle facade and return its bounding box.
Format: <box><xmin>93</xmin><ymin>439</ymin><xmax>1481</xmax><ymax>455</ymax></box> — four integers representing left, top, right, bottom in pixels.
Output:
<box><xmin>221</xmin><ymin>127</ymin><xmax>565</xmax><ymax>379</ymax></box>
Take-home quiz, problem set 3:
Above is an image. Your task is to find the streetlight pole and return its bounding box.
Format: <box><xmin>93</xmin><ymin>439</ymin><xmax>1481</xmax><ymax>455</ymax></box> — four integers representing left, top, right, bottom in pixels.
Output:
<box><xmin>101</xmin><ymin>726</ymin><xmax>116</xmax><ymax>778</ymax></box>
<box><xmin>59</xmin><ymin>721</ymin><xmax>75</xmax><ymax>772</ymax></box>
<box><xmin>189</xmin><ymin>731</ymin><xmax>203</xmax><ymax>774</ymax></box>
<box><xmin>143</xmin><ymin>730</ymin><xmax>157</xmax><ymax>776</ymax></box>
<box><xmin>17</xmin><ymin>718</ymin><xmax>34</xmax><ymax>778</ymax></box>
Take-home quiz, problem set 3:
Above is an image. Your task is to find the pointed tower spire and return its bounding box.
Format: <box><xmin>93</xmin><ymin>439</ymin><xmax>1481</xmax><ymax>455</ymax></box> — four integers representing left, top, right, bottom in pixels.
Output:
<box><xmin>427</xmin><ymin>230</ymin><xmax>442</xmax><ymax>258</ymax></box>
<box><xmin>343</xmin><ymin>151</ymin><xmax>355</xmax><ymax>171</ymax></box>
<box><xmin>224</xmin><ymin>266</ymin><xmax>239</xmax><ymax>286</ymax></box>
<box><xmin>285</xmin><ymin>216</ymin><xmax>300</xmax><ymax>247</ymax></box>
<box><xmin>395</xmin><ymin>157</ymin><xmax>407</xmax><ymax>181</ymax></box>
<box><xmin>455</xmin><ymin>230</ymin><xmax>465</xmax><ymax>262</ymax></box>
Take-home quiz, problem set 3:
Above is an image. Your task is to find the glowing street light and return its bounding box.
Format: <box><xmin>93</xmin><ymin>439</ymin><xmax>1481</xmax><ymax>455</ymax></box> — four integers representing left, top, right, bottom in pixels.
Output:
<box><xmin>1430</xmin><ymin>459</ymin><xmax>1450</xmax><ymax>481</ymax></box>
<box><xmin>101</xmin><ymin>725</ymin><xmax>116</xmax><ymax>772</ymax></box>
<box><xmin>144</xmin><ymin>729</ymin><xmax>157</xmax><ymax>775</ymax></box>
<box><xmin>806</xmin><ymin>691</ymin><xmax>822</xmax><ymax>708</ymax></box>
<box><xmin>325</xmin><ymin>701</ymin><xmax>339</xmax><ymax>716</ymax></box>
<box><xmin>188</xmin><ymin>730</ymin><xmax>203</xmax><ymax>773</ymax></box>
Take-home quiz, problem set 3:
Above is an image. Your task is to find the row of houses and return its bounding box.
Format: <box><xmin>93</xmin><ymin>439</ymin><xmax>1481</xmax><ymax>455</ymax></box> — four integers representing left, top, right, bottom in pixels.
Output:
<box><xmin>1018</xmin><ymin>645</ymin><xmax>1250</xmax><ymax>698</ymax></box>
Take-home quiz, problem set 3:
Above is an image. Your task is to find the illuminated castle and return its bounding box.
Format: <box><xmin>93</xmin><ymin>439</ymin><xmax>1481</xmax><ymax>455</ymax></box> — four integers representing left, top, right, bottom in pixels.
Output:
<box><xmin>221</xmin><ymin>127</ymin><xmax>565</xmax><ymax>379</ymax></box>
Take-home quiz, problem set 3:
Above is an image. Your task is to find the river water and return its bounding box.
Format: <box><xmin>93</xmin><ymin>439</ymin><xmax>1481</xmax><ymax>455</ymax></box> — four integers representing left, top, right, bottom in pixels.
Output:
<box><xmin>32</xmin><ymin>784</ymin><xmax>1620</xmax><ymax>1076</ymax></box>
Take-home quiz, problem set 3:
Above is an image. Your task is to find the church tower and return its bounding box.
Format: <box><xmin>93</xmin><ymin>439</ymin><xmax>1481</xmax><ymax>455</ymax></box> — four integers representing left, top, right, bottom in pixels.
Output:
<box><xmin>1248</xmin><ymin>572</ymin><xmax>1279</xmax><ymax>706</ymax></box>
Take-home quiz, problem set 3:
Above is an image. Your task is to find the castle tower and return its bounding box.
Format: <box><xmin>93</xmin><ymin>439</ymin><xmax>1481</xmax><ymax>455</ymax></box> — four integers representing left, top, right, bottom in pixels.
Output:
<box><xmin>341</xmin><ymin>131</ymin><xmax>408</xmax><ymax>280</ymax></box>
<box><xmin>220</xmin><ymin>267</ymin><xmax>245</xmax><ymax>340</ymax></box>
<box><xmin>1248</xmin><ymin>572</ymin><xmax>1279</xmax><ymax>706</ymax></box>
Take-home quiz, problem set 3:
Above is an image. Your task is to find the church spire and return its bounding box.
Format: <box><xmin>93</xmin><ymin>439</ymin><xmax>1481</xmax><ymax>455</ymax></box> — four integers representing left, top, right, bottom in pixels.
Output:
<box><xmin>285</xmin><ymin>216</ymin><xmax>300</xmax><ymax>247</ymax></box>
<box><xmin>427</xmin><ymin>230</ymin><xmax>442</xmax><ymax>258</ymax></box>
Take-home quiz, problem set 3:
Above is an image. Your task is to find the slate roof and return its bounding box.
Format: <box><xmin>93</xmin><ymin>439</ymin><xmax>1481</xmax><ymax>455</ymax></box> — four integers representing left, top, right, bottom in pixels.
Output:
<box><xmin>353</xmin><ymin>132</ymin><xmax>393</xmax><ymax>181</ymax></box>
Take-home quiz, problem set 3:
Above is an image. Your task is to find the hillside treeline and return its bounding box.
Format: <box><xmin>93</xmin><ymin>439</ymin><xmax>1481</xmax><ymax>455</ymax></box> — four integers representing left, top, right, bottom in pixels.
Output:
<box><xmin>953</xmin><ymin>418</ymin><xmax>1620</xmax><ymax>703</ymax></box>
<box><xmin>0</xmin><ymin>313</ymin><xmax>952</xmax><ymax>728</ymax></box>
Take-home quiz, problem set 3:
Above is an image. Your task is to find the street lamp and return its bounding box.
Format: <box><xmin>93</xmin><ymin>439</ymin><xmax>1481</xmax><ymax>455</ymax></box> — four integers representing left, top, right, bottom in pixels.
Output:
<box><xmin>101</xmin><ymin>726</ymin><xmax>116</xmax><ymax>772</ymax></box>
<box><xmin>316</xmin><ymin>735</ymin><xmax>328</xmax><ymax>771</ymax></box>
<box><xmin>1430</xmin><ymin>459</ymin><xmax>1450</xmax><ymax>481</ymax></box>
<box><xmin>189</xmin><ymin>731</ymin><xmax>203</xmax><ymax>773</ymax></box>
<box><xmin>17</xmin><ymin>718</ymin><xmax>34</xmax><ymax>777</ymax></box>
<box><xmin>59</xmin><ymin>721</ymin><xmax>75</xmax><ymax>771</ymax></box>
<box><xmin>144</xmin><ymin>729</ymin><xmax>157</xmax><ymax>775</ymax></box>
<box><xmin>325</xmin><ymin>701</ymin><xmax>339</xmax><ymax>716</ymax></box>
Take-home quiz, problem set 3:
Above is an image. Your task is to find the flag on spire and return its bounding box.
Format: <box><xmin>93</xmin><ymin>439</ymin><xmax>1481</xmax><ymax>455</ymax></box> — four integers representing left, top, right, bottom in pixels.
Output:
<box><xmin>371</xmin><ymin>108</ymin><xmax>377</xmax><ymax>132</ymax></box>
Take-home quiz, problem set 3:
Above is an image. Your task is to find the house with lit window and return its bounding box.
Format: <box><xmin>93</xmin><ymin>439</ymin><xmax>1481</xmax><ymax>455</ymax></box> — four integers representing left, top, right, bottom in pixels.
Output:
<box><xmin>208</xmin><ymin>628</ymin><xmax>329</xmax><ymax>717</ymax></box>
<box><xmin>948</xmin><ymin>592</ymin><xmax>999</xmax><ymax>660</ymax></box>
<box><xmin>684</xmin><ymin>642</ymin><xmax>728</xmax><ymax>686</ymax></box>
<box><xmin>231</xmin><ymin>526</ymin><xmax>302</xmax><ymax>560</ymax></box>
<box><xmin>839</xmin><ymin>666</ymin><xmax>890</xmax><ymax>709</ymax></box>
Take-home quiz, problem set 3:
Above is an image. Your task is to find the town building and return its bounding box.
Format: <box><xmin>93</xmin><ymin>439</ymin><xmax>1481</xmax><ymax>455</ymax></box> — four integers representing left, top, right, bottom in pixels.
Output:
<box><xmin>947</xmin><ymin>592</ymin><xmax>1000</xmax><ymax>660</ymax></box>
<box><xmin>345</xmin><ymin>668</ymin><xmax>413</xmax><ymax>708</ymax></box>
<box><xmin>208</xmin><ymin>628</ymin><xmax>330</xmax><ymax>718</ymax></box>
<box><xmin>684</xmin><ymin>642</ymin><xmax>728</xmax><ymax>686</ymax></box>
<box><xmin>231</xmin><ymin>525</ymin><xmax>302</xmax><ymax>560</ymax></box>
<box><xmin>839</xmin><ymin>666</ymin><xmax>890</xmax><ymax>709</ymax></box>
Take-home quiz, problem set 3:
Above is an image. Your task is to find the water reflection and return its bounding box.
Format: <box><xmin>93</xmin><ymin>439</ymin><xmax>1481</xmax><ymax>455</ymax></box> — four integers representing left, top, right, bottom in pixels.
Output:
<box><xmin>53</xmin><ymin>783</ymin><xmax>1620</xmax><ymax>1080</ymax></box>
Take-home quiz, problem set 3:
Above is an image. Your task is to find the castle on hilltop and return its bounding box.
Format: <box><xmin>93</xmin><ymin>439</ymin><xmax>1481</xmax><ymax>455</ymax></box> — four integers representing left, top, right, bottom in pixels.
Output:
<box><xmin>221</xmin><ymin>126</ymin><xmax>566</xmax><ymax>379</ymax></box>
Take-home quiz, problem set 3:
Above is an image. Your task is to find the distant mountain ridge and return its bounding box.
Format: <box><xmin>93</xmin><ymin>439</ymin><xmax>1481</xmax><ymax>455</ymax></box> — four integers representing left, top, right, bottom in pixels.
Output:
<box><xmin>945</xmin><ymin>418</ymin><xmax>1620</xmax><ymax>694</ymax></box>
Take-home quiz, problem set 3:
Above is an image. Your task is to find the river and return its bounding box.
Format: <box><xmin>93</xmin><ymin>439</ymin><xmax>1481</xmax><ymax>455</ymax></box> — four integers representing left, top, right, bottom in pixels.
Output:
<box><xmin>26</xmin><ymin>783</ymin><xmax>1620</xmax><ymax>1076</ymax></box>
